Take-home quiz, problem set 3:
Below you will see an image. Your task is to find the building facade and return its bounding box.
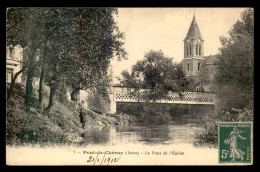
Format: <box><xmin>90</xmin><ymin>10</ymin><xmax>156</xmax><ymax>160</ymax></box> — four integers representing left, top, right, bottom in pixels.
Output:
<box><xmin>6</xmin><ymin>45</ymin><xmax>24</xmax><ymax>84</ymax></box>
<box><xmin>182</xmin><ymin>15</ymin><xmax>218</xmax><ymax>92</ymax></box>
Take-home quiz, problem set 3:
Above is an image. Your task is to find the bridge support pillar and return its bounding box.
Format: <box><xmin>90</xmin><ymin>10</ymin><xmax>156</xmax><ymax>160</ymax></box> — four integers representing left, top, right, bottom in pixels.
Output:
<box><xmin>108</xmin><ymin>92</ymin><xmax>117</xmax><ymax>114</ymax></box>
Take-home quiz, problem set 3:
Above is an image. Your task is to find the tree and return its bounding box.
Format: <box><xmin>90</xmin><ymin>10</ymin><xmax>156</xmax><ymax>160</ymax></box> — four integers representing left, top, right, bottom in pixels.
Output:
<box><xmin>215</xmin><ymin>8</ymin><xmax>254</xmax><ymax>110</ymax></box>
<box><xmin>117</xmin><ymin>50</ymin><xmax>190</xmax><ymax>124</ymax></box>
<box><xmin>69</xmin><ymin>8</ymin><xmax>127</xmax><ymax>102</ymax></box>
<box><xmin>86</xmin><ymin>74</ymin><xmax>112</xmax><ymax>114</ymax></box>
<box><xmin>7</xmin><ymin>8</ymin><xmax>127</xmax><ymax>112</ymax></box>
<box><xmin>6</xmin><ymin>8</ymin><xmax>31</xmax><ymax>101</ymax></box>
<box><xmin>37</xmin><ymin>8</ymin><xmax>74</xmax><ymax>111</ymax></box>
<box><xmin>119</xmin><ymin>50</ymin><xmax>190</xmax><ymax>102</ymax></box>
<box><xmin>7</xmin><ymin>8</ymin><xmax>45</xmax><ymax>110</ymax></box>
<box><xmin>38</xmin><ymin>8</ymin><xmax>79</xmax><ymax>111</ymax></box>
<box><xmin>117</xmin><ymin>70</ymin><xmax>140</xmax><ymax>88</ymax></box>
<box><xmin>41</xmin><ymin>8</ymin><xmax>126</xmax><ymax>111</ymax></box>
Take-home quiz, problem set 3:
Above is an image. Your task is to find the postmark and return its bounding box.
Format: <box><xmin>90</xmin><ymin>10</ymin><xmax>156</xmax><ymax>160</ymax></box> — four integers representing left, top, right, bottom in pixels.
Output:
<box><xmin>219</xmin><ymin>122</ymin><xmax>252</xmax><ymax>164</ymax></box>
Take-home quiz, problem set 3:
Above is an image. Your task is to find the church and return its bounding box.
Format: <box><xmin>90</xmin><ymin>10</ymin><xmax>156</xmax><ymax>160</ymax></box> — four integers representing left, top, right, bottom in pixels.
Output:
<box><xmin>181</xmin><ymin>15</ymin><xmax>218</xmax><ymax>92</ymax></box>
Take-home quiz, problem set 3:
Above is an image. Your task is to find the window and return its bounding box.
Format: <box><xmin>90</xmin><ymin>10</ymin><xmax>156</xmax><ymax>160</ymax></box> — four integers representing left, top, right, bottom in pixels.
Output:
<box><xmin>10</xmin><ymin>47</ymin><xmax>15</xmax><ymax>59</ymax></box>
<box><xmin>6</xmin><ymin>68</ymin><xmax>13</xmax><ymax>83</ymax></box>
<box><xmin>189</xmin><ymin>45</ymin><xmax>191</xmax><ymax>55</ymax></box>
<box><xmin>187</xmin><ymin>63</ymin><xmax>190</xmax><ymax>71</ymax></box>
<box><xmin>196</xmin><ymin>44</ymin><xmax>198</xmax><ymax>55</ymax></box>
<box><xmin>198</xmin><ymin>62</ymin><xmax>200</xmax><ymax>71</ymax></box>
<box><xmin>187</xmin><ymin>45</ymin><xmax>189</xmax><ymax>56</ymax></box>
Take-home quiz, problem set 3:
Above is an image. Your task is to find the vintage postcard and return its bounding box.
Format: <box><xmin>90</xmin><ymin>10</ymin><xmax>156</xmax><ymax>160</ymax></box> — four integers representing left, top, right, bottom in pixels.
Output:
<box><xmin>6</xmin><ymin>7</ymin><xmax>254</xmax><ymax>165</ymax></box>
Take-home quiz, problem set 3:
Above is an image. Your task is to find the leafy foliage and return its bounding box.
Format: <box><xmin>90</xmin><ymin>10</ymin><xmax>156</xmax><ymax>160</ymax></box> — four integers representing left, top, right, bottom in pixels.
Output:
<box><xmin>86</xmin><ymin>90</ymin><xmax>111</xmax><ymax>114</ymax></box>
<box><xmin>68</xmin><ymin>8</ymin><xmax>127</xmax><ymax>91</ymax></box>
<box><xmin>6</xmin><ymin>84</ymin><xmax>27</xmax><ymax>145</ymax></box>
<box><xmin>116</xmin><ymin>51</ymin><xmax>191</xmax><ymax>124</ymax></box>
<box><xmin>7</xmin><ymin>8</ymin><xmax>127</xmax><ymax>110</ymax></box>
<box><xmin>194</xmin><ymin>108</ymin><xmax>253</xmax><ymax>146</ymax></box>
<box><xmin>195</xmin><ymin>8</ymin><xmax>254</xmax><ymax>147</ymax></box>
<box><xmin>6</xmin><ymin>8</ymin><xmax>128</xmax><ymax>145</ymax></box>
<box><xmin>118</xmin><ymin>50</ymin><xmax>190</xmax><ymax>102</ymax></box>
<box><xmin>215</xmin><ymin>8</ymin><xmax>254</xmax><ymax>111</ymax></box>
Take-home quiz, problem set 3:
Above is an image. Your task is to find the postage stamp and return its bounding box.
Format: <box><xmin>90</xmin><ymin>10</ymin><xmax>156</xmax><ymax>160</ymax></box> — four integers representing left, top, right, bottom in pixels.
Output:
<box><xmin>219</xmin><ymin>122</ymin><xmax>252</xmax><ymax>164</ymax></box>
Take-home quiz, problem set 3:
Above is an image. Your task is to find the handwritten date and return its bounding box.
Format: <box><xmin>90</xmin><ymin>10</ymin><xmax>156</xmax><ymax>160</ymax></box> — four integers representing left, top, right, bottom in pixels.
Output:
<box><xmin>87</xmin><ymin>153</ymin><xmax>121</xmax><ymax>165</ymax></box>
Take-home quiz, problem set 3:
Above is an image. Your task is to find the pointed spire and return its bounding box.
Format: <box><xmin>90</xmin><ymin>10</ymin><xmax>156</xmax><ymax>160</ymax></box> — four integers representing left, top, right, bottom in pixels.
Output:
<box><xmin>185</xmin><ymin>15</ymin><xmax>203</xmax><ymax>40</ymax></box>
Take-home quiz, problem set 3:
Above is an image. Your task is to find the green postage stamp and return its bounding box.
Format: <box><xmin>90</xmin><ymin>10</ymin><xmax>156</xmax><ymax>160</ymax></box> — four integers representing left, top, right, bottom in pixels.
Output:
<box><xmin>219</xmin><ymin>122</ymin><xmax>253</xmax><ymax>164</ymax></box>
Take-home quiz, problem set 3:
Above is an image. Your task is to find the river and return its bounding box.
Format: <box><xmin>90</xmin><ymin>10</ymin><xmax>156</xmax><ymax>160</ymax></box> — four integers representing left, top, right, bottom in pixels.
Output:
<box><xmin>82</xmin><ymin>119</ymin><xmax>204</xmax><ymax>146</ymax></box>
<box><xmin>6</xmin><ymin>119</ymin><xmax>219</xmax><ymax>165</ymax></box>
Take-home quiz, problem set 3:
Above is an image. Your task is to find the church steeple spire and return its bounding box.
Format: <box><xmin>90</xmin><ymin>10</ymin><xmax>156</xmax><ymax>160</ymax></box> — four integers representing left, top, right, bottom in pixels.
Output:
<box><xmin>183</xmin><ymin>14</ymin><xmax>204</xmax><ymax>59</ymax></box>
<box><xmin>185</xmin><ymin>15</ymin><xmax>203</xmax><ymax>40</ymax></box>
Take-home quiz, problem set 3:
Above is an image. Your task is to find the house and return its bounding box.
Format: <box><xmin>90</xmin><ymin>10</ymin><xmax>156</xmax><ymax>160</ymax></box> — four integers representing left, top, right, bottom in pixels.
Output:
<box><xmin>182</xmin><ymin>15</ymin><xmax>218</xmax><ymax>92</ymax></box>
<box><xmin>6</xmin><ymin>45</ymin><xmax>24</xmax><ymax>84</ymax></box>
<box><xmin>6</xmin><ymin>45</ymin><xmax>42</xmax><ymax>85</ymax></box>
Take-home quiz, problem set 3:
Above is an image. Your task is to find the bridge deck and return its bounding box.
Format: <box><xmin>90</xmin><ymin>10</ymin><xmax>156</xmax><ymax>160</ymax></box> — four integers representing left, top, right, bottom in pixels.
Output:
<box><xmin>112</xmin><ymin>87</ymin><xmax>215</xmax><ymax>105</ymax></box>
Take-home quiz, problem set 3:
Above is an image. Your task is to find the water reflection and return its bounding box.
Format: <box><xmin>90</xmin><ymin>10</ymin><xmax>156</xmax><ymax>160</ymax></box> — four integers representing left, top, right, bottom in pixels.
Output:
<box><xmin>83</xmin><ymin>119</ymin><xmax>203</xmax><ymax>146</ymax></box>
<box><xmin>83</xmin><ymin>127</ymin><xmax>110</xmax><ymax>145</ymax></box>
<box><xmin>136</xmin><ymin>125</ymin><xmax>171</xmax><ymax>144</ymax></box>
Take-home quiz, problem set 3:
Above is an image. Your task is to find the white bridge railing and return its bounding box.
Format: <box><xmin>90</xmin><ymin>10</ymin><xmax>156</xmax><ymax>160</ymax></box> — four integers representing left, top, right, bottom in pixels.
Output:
<box><xmin>112</xmin><ymin>87</ymin><xmax>215</xmax><ymax>105</ymax></box>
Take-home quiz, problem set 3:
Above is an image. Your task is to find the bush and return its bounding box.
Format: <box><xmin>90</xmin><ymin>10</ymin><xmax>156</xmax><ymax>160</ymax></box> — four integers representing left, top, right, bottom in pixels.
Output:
<box><xmin>24</xmin><ymin>127</ymin><xmax>66</xmax><ymax>146</ymax></box>
<box><xmin>194</xmin><ymin>113</ymin><xmax>219</xmax><ymax>146</ymax></box>
<box><xmin>194</xmin><ymin>107</ymin><xmax>253</xmax><ymax>146</ymax></box>
<box><xmin>117</xmin><ymin>102</ymin><xmax>144</xmax><ymax>117</ymax></box>
<box><xmin>6</xmin><ymin>106</ymin><xmax>26</xmax><ymax>145</ymax></box>
<box><xmin>23</xmin><ymin>114</ymin><xmax>66</xmax><ymax>146</ymax></box>
<box><xmin>6</xmin><ymin>83</ymin><xmax>70</xmax><ymax>146</ymax></box>
<box><xmin>6</xmin><ymin>84</ymin><xmax>27</xmax><ymax>145</ymax></box>
<box><xmin>86</xmin><ymin>90</ymin><xmax>110</xmax><ymax>114</ymax></box>
<box><xmin>56</xmin><ymin>88</ymin><xmax>69</xmax><ymax>105</ymax></box>
<box><xmin>117</xmin><ymin>102</ymin><xmax>173</xmax><ymax>124</ymax></box>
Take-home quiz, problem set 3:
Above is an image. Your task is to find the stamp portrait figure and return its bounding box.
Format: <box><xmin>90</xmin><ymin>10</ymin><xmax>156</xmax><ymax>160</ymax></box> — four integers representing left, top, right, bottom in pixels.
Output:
<box><xmin>224</xmin><ymin>126</ymin><xmax>246</xmax><ymax>161</ymax></box>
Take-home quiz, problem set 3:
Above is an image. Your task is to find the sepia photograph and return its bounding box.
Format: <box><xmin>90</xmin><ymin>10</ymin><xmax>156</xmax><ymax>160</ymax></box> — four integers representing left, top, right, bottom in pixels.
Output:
<box><xmin>6</xmin><ymin>7</ymin><xmax>254</xmax><ymax>165</ymax></box>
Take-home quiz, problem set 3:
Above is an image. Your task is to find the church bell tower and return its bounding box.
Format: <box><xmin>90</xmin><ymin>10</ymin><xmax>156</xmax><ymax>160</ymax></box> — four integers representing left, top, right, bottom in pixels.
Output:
<box><xmin>183</xmin><ymin>15</ymin><xmax>204</xmax><ymax>81</ymax></box>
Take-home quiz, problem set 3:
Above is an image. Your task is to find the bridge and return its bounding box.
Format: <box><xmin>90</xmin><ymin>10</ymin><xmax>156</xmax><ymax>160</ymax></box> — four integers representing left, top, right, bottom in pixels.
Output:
<box><xmin>108</xmin><ymin>86</ymin><xmax>216</xmax><ymax>114</ymax></box>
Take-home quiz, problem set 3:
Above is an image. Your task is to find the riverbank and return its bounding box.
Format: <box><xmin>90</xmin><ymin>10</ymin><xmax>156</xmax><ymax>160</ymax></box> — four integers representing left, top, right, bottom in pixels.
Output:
<box><xmin>6</xmin><ymin>83</ymin><xmax>133</xmax><ymax>146</ymax></box>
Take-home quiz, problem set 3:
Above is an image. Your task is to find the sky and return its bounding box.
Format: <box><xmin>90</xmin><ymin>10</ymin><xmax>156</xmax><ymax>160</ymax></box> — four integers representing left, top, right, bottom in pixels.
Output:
<box><xmin>110</xmin><ymin>8</ymin><xmax>248</xmax><ymax>83</ymax></box>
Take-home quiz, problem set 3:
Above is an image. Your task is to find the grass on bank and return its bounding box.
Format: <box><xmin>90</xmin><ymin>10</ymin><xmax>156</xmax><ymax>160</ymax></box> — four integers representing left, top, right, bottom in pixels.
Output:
<box><xmin>6</xmin><ymin>83</ymin><xmax>131</xmax><ymax>146</ymax></box>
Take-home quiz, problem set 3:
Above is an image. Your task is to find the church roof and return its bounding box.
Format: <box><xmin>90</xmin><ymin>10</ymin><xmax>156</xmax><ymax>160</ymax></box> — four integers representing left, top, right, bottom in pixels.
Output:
<box><xmin>185</xmin><ymin>15</ymin><xmax>203</xmax><ymax>40</ymax></box>
<box><xmin>203</xmin><ymin>55</ymin><xmax>218</xmax><ymax>65</ymax></box>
